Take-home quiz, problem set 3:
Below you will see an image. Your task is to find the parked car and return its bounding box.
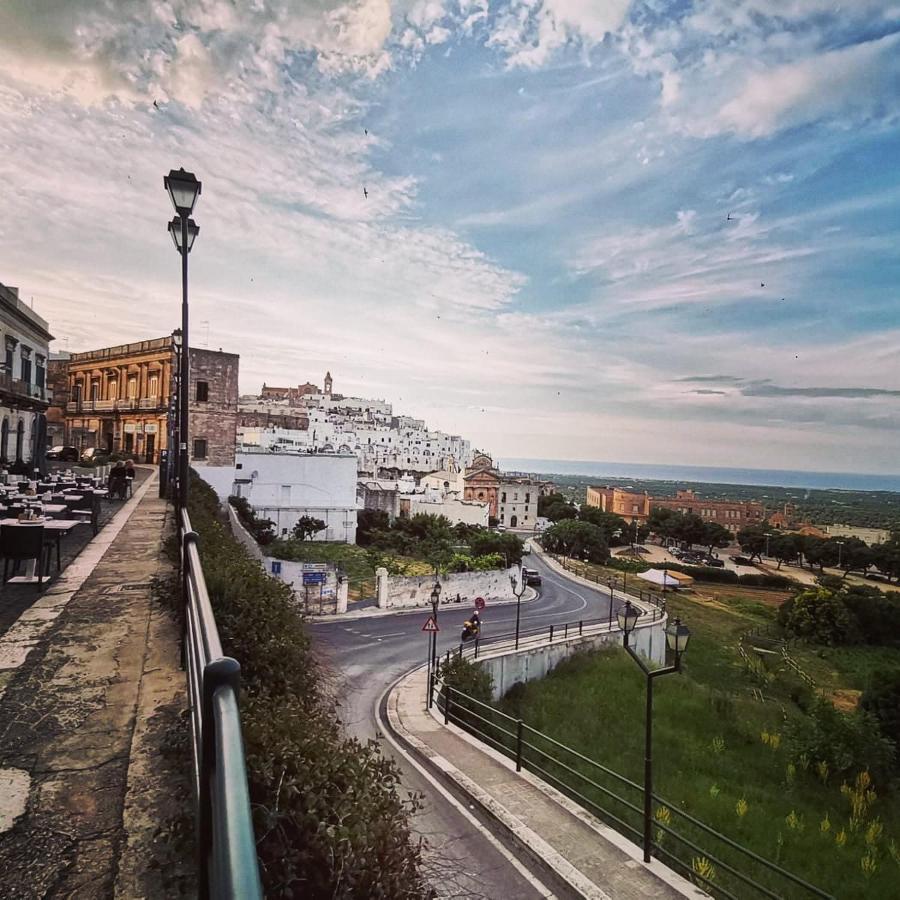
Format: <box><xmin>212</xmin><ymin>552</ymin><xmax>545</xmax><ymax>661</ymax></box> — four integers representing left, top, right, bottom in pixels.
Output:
<box><xmin>522</xmin><ymin>567</ymin><xmax>542</xmax><ymax>586</ymax></box>
<box><xmin>46</xmin><ymin>445</ymin><xmax>79</xmax><ymax>461</ymax></box>
<box><xmin>80</xmin><ymin>447</ymin><xmax>109</xmax><ymax>465</ymax></box>
<box><xmin>730</xmin><ymin>555</ymin><xmax>753</xmax><ymax>565</ymax></box>
<box><xmin>705</xmin><ymin>557</ymin><xmax>725</xmax><ymax>568</ymax></box>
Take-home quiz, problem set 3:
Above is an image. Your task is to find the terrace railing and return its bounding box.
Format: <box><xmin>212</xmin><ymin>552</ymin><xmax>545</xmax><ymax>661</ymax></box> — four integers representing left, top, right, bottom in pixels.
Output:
<box><xmin>436</xmin><ymin>685</ymin><xmax>832</xmax><ymax>900</ymax></box>
<box><xmin>180</xmin><ymin>509</ymin><xmax>262</xmax><ymax>899</ymax></box>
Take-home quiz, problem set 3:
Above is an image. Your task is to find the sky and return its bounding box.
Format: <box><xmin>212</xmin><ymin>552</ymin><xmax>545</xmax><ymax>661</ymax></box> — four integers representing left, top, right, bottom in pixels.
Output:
<box><xmin>0</xmin><ymin>0</ymin><xmax>899</xmax><ymax>475</ymax></box>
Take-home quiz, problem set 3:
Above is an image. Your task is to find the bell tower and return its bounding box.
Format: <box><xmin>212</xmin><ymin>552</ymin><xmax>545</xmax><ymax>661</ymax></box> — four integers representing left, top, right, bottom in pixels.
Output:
<box><xmin>324</xmin><ymin>371</ymin><xmax>333</xmax><ymax>396</ymax></box>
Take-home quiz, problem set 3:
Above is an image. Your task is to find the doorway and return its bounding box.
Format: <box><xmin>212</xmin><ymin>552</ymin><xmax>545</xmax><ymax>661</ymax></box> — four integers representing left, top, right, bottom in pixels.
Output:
<box><xmin>510</xmin><ymin>514</ymin><xmax>518</xmax><ymax>528</ymax></box>
<box><xmin>144</xmin><ymin>433</ymin><xmax>155</xmax><ymax>463</ymax></box>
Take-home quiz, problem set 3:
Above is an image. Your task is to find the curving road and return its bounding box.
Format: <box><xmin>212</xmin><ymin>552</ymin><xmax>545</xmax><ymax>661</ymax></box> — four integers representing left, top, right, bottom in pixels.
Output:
<box><xmin>310</xmin><ymin>552</ymin><xmax>623</xmax><ymax>898</ymax></box>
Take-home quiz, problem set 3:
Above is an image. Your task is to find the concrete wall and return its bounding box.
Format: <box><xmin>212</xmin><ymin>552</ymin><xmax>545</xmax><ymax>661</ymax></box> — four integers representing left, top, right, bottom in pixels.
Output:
<box><xmin>376</xmin><ymin>567</ymin><xmax>515</xmax><ymax>610</ymax></box>
<box><xmin>474</xmin><ymin>618</ymin><xmax>664</xmax><ymax>700</ymax></box>
<box><xmin>226</xmin><ymin>503</ymin><xmax>347</xmax><ymax>613</ymax></box>
<box><xmin>406</xmin><ymin>494</ymin><xmax>489</xmax><ymax>526</ymax></box>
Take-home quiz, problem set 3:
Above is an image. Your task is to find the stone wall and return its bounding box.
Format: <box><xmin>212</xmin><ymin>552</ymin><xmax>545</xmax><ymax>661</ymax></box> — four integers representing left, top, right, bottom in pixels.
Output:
<box><xmin>376</xmin><ymin>568</ymin><xmax>515</xmax><ymax>610</ymax></box>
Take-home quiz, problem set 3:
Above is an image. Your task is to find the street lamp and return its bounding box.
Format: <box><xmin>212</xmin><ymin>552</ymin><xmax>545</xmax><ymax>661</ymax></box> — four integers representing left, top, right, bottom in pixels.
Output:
<box><xmin>428</xmin><ymin>577</ymin><xmax>442</xmax><ymax>708</ymax></box>
<box><xmin>764</xmin><ymin>531</ymin><xmax>772</xmax><ymax>558</ymax></box>
<box><xmin>510</xmin><ymin>567</ymin><xmax>527</xmax><ymax>649</ymax></box>
<box><xmin>164</xmin><ymin>167</ymin><xmax>201</xmax><ymax>513</ymax></box>
<box><xmin>618</xmin><ymin>600</ymin><xmax>691</xmax><ymax>864</ymax></box>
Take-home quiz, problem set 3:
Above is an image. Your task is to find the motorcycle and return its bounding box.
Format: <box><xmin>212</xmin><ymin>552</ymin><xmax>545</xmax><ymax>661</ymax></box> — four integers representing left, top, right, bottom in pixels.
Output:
<box><xmin>461</xmin><ymin>614</ymin><xmax>481</xmax><ymax>642</ymax></box>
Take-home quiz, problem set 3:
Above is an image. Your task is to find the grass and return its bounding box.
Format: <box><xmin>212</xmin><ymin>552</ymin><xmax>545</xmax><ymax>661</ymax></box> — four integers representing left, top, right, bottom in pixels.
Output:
<box><xmin>267</xmin><ymin>538</ymin><xmax>432</xmax><ymax>601</ymax></box>
<box><xmin>489</xmin><ymin>587</ymin><xmax>900</xmax><ymax>899</ymax></box>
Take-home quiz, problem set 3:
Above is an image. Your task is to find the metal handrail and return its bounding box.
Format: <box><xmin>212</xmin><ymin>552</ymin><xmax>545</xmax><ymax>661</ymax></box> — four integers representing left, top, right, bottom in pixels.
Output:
<box><xmin>437</xmin><ymin>684</ymin><xmax>832</xmax><ymax>900</ymax></box>
<box><xmin>180</xmin><ymin>509</ymin><xmax>262</xmax><ymax>899</ymax></box>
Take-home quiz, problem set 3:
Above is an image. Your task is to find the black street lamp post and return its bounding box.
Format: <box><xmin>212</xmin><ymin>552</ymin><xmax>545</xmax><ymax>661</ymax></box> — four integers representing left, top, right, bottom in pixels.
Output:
<box><xmin>428</xmin><ymin>577</ymin><xmax>441</xmax><ymax>708</ymax></box>
<box><xmin>510</xmin><ymin>567</ymin><xmax>526</xmax><ymax>649</ymax></box>
<box><xmin>164</xmin><ymin>167</ymin><xmax>201</xmax><ymax>513</ymax></box>
<box><xmin>617</xmin><ymin>600</ymin><xmax>691</xmax><ymax>864</ymax></box>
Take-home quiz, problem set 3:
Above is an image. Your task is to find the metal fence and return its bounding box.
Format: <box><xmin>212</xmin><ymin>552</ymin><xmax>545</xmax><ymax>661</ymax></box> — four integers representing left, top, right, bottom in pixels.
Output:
<box><xmin>180</xmin><ymin>509</ymin><xmax>262</xmax><ymax>899</ymax></box>
<box><xmin>437</xmin><ymin>685</ymin><xmax>832</xmax><ymax>900</ymax></box>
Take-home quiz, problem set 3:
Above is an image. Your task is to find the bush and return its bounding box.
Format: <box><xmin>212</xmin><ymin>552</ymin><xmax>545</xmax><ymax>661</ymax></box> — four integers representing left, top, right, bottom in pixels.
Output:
<box><xmin>192</xmin><ymin>476</ymin><xmax>428</xmax><ymax>897</ymax></box>
<box><xmin>228</xmin><ymin>494</ymin><xmax>276</xmax><ymax>545</ymax></box>
<box><xmin>784</xmin><ymin>698</ymin><xmax>895</xmax><ymax>786</ymax></box>
<box><xmin>437</xmin><ymin>654</ymin><xmax>494</xmax><ymax>704</ymax></box>
<box><xmin>777</xmin><ymin>588</ymin><xmax>858</xmax><ymax>645</ymax></box>
<box><xmin>860</xmin><ymin>670</ymin><xmax>900</xmax><ymax>752</ymax></box>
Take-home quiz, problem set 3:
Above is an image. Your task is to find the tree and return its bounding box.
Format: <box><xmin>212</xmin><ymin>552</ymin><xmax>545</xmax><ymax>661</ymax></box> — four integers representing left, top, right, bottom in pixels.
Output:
<box><xmin>872</xmin><ymin>538</ymin><xmax>900</xmax><ymax>582</ymax></box>
<box><xmin>356</xmin><ymin>509</ymin><xmax>390</xmax><ymax>546</ymax></box>
<box><xmin>578</xmin><ymin>507</ymin><xmax>627</xmax><ymax>544</ymax></box>
<box><xmin>861</xmin><ymin>670</ymin><xmax>900</xmax><ymax>751</ymax></box>
<box><xmin>834</xmin><ymin>537</ymin><xmax>874</xmax><ymax>578</ymax></box>
<box><xmin>648</xmin><ymin>507</ymin><xmax>678</xmax><ymax>541</ymax></box>
<box><xmin>671</xmin><ymin>513</ymin><xmax>706</xmax><ymax>549</ymax></box>
<box><xmin>467</xmin><ymin>530</ymin><xmax>525</xmax><ymax>565</ymax></box>
<box><xmin>538</xmin><ymin>492</ymin><xmax>567</xmax><ymax>517</ymax></box>
<box><xmin>293</xmin><ymin>516</ymin><xmax>327</xmax><ymax>541</ymax></box>
<box><xmin>621</xmin><ymin>521</ymin><xmax>650</xmax><ymax>548</ymax></box>
<box><xmin>770</xmin><ymin>533</ymin><xmax>801</xmax><ymax>570</ymax></box>
<box><xmin>737</xmin><ymin>526</ymin><xmax>769</xmax><ymax>563</ymax></box>
<box><xmin>777</xmin><ymin>588</ymin><xmax>857</xmax><ymax>645</ymax></box>
<box><xmin>543</xmin><ymin>500</ymin><xmax>577</xmax><ymax>522</ymax></box>
<box><xmin>541</xmin><ymin>520</ymin><xmax>609</xmax><ymax>563</ymax></box>
<box><xmin>801</xmin><ymin>536</ymin><xmax>839</xmax><ymax>572</ymax></box>
<box><xmin>700</xmin><ymin>522</ymin><xmax>731</xmax><ymax>556</ymax></box>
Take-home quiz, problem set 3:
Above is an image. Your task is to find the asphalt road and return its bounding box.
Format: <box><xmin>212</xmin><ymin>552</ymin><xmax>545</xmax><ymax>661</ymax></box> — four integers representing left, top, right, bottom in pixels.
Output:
<box><xmin>310</xmin><ymin>552</ymin><xmax>622</xmax><ymax>899</ymax></box>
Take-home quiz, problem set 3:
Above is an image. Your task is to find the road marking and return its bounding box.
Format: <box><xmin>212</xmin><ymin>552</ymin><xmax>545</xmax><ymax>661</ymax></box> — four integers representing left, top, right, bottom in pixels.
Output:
<box><xmin>375</xmin><ymin>631</ymin><xmax>406</xmax><ymax>639</ymax></box>
<box><xmin>375</xmin><ymin>680</ymin><xmax>557</xmax><ymax>899</ymax></box>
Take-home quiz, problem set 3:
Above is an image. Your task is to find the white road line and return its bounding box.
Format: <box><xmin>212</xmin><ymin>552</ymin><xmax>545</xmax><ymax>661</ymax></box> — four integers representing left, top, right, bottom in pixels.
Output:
<box><xmin>375</xmin><ymin>680</ymin><xmax>557</xmax><ymax>899</ymax></box>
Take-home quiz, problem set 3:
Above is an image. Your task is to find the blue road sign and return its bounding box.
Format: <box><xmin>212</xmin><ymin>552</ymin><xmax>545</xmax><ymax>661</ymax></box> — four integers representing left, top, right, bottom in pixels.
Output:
<box><xmin>302</xmin><ymin>572</ymin><xmax>327</xmax><ymax>586</ymax></box>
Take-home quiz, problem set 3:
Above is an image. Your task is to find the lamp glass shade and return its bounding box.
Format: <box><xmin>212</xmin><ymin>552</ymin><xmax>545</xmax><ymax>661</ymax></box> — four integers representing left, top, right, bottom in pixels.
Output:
<box><xmin>164</xmin><ymin>167</ymin><xmax>202</xmax><ymax>214</ymax></box>
<box><xmin>168</xmin><ymin>217</ymin><xmax>199</xmax><ymax>253</ymax></box>
<box><xmin>617</xmin><ymin>601</ymin><xmax>639</xmax><ymax>634</ymax></box>
<box><xmin>665</xmin><ymin>618</ymin><xmax>691</xmax><ymax>655</ymax></box>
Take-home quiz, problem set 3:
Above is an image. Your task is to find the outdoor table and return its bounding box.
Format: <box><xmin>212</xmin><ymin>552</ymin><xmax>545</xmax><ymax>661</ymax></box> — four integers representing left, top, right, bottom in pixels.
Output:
<box><xmin>1</xmin><ymin>518</ymin><xmax>83</xmax><ymax>578</ymax></box>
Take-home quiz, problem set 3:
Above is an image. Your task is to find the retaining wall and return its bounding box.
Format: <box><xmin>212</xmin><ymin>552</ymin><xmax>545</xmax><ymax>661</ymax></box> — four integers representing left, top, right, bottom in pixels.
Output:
<box><xmin>376</xmin><ymin>567</ymin><xmax>515</xmax><ymax>610</ymax></box>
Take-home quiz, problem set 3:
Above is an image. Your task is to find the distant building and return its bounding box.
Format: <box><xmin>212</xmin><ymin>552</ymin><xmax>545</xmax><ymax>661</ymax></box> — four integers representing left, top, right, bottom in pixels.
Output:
<box><xmin>0</xmin><ymin>282</ymin><xmax>52</xmax><ymax>469</ymax></box>
<box><xmin>586</xmin><ymin>485</ymin><xmax>765</xmax><ymax>534</ymax></box>
<box><xmin>188</xmin><ymin>347</ymin><xmax>239</xmax><ymax>467</ymax></box>
<box><xmin>496</xmin><ymin>478</ymin><xmax>539</xmax><ymax>530</ymax></box>
<box><xmin>46</xmin><ymin>352</ymin><xmax>71</xmax><ymax>449</ymax></box>
<box><xmin>464</xmin><ymin>453</ymin><xmax>501</xmax><ymax>518</ymax></box>
<box><xmin>402</xmin><ymin>493</ymin><xmax>489</xmax><ymax>527</ymax></box>
<box><xmin>825</xmin><ymin>524</ymin><xmax>892</xmax><ymax>546</ymax></box>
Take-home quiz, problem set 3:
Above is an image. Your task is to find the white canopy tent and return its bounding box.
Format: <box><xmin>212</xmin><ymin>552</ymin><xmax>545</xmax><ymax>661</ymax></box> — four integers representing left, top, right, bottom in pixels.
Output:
<box><xmin>636</xmin><ymin>568</ymin><xmax>686</xmax><ymax>589</ymax></box>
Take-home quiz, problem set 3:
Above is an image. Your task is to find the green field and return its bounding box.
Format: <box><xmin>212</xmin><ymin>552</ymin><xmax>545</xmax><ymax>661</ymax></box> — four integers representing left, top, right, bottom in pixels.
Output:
<box><xmin>490</xmin><ymin>589</ymin><xmax>900</xmax><ymax>898</ymax></box>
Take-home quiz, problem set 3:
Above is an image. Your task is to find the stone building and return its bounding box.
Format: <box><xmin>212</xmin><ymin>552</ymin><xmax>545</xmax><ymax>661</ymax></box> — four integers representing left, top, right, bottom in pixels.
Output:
<box><xmin>463</xmin><ymin>452</ymin><xmax>501</xmax><ymax>518</ymax></box>
<box><xmin>586</xmin><ymin>485</ymin><xmax>765</xmax><ymax>534</ymax></box>
<box><xmin>60</xmin><ymin>335</ymin><xmax>238</xmax><ymax>464</ymax></box>
<box><xmin>0</xmin><ymin>282</ymin><xmax>52</xmax><ymax>469</ymax></box>
<box><xmin>496</xmin><ymin>478</ymin><xmax>539</xmax><ymax>530</ymax></box>
<box><xmin>46</xmin><ymin>352</ymin><xmax>71</xmax><ymax>448</ymax></box>
<box><xmin>188</xmin><ymin>348</ymin><xmax>239</xmax><ymax>467</ymax></box>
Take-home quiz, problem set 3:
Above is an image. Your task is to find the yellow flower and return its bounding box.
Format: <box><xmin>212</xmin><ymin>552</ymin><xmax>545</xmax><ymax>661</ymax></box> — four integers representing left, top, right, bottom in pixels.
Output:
<box><xmin>835</xmin><ymin>829</ymin><xmax>847</xmax><ymax>848</ymax></box>
<box><xmin>861</xmin><ymin>854</ymin><xmax>877</xmax><ymax>879</ymax></box>
<box><xmin>736</xmin><ymin>798</ymin><xmax>749</xmax><ymax>819</ymax></box>
<box><xmin>820</xmin><ymin>814</ymin><xmax>831</xmax><ymax>834</ymax></box>
<box><xmin>691</xmin><ymin>857</ymin><xmax>716</xmax><ymax>884</ymax></box>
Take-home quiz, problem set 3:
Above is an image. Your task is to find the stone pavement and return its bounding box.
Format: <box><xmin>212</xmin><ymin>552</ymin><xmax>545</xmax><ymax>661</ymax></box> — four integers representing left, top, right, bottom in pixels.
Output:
<box><xmin>388</xmin><ymin>666</ymin><xmax>708</xmax><ymax>900</ymax></box>
<box><xmin>0</xmin><ymin>474</ymin><xmax>192</xmax><ymax>898</ymax></box>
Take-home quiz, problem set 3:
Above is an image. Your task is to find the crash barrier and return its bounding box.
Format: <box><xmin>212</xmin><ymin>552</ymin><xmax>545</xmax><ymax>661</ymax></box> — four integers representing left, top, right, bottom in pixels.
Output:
<box><xmin>180</xmin><ymin>509</ymin><xmax>262</xmax><ymax>899</ymax></box>
<box><xmin>436</xmin><ymin>685</ymin><xmax>832</xmax><ymax>900</ymax></box>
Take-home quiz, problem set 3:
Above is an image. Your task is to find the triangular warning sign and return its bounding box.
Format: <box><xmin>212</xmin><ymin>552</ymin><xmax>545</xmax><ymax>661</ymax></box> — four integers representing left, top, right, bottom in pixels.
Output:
<box><xmin>422</xmin><ymin>615</ymin><xmax>439</xmax><ymax>632</ymax></box>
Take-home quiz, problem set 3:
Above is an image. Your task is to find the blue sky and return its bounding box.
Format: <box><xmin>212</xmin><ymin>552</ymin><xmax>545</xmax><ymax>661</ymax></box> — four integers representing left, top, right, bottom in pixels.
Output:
<box><xmin>0</xmin><ymin>0</ymin><xmax>898</xmax><ymax>474</ymax></box>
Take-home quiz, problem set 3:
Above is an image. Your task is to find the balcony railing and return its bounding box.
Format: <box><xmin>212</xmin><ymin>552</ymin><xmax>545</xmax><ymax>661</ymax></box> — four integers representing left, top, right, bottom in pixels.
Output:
<box><xmin>65</xmin><ymin>397</ymin><xmax>164</xmax><ymax>414</ymax></box>
<box><xmin>0</xmin><ymin>371</ymin><xmax>47</xmax><ymax>405</ymax></box>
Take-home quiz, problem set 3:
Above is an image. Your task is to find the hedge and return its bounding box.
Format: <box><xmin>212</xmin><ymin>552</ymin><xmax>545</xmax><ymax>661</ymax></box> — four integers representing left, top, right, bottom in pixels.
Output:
<box><xmin>188</xmin><ymin>474</ymin><xmax>429</xmax><ymax>898</ymax></box>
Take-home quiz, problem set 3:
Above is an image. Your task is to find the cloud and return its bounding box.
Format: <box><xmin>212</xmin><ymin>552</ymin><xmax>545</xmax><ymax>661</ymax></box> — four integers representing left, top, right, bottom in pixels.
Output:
<box><xmin>488</xmin><ymin>0</ymin><xmax>631</xmax><ymax>69</ymax></box>
<box><xmin>716</xmin><ymin>31</ymin><xmax>900</xmax><ymax>138</ymax></box>
<box><xmin>688</xmin><ymin>389</ymin><xmax>727</xmax><ymax>395</ymax></box>
<box><xmin>741</xmin><ymin>385</ymin><xmax>900</xmax><ymax>399</ymax></box>
<box><xmin>677</xmin><ymin>375</ymin><xmax>745</xmax><ymax>383</ymax></box>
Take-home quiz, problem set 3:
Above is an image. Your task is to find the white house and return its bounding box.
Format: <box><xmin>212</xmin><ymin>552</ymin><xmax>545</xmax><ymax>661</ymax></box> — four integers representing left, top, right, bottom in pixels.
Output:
<box><xmin>0</xmin><ymin>282</ymin><xmax>52</xmax><ymax>470</ymax></box>
<box><xmin>202</xmin><ymin>450</ymin><xmax>358</xmax><ymax>543</ymax></box>
<box><xmin>497</xmin><ymin>478</ymin><xmax>539</xmax><ymax>530</ymax></box>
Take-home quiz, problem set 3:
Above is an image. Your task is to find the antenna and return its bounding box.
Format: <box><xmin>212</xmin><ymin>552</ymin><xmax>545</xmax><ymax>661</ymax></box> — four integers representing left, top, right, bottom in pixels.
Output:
<box><xmin>201</xmin><ymin>320</ymin><xmax>210</xmax><ymax>348</ymax></box>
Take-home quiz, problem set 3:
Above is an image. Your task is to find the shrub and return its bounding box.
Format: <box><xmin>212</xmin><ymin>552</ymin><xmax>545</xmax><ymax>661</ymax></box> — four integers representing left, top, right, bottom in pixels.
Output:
<box><xmin>784</xmin><ymin>698</ymin><xmax>895</xmax><ymax>786</ymax></box>
<box><xmin>437</xmin><ymin>654</ymin><xmax>494</xmax><ymax>704</ymax></box>
<box><xmin>861</xmin><ymin>670</ymin><xmax>900</xmax><ymax>752</ymax></box>
<box><xmin>192</xmin><ymin>476</ymin><xmax>428</xmax><ymax>897</ymax></box>
<box><xmin>228</xmin><ymin>494</ymin><xmax>276</xmax><ymax>545</ymax></box>
<box><xmin>778</xmin><ymin>588</ymin><xmax>858</xmax><ymax>645</ymax></box>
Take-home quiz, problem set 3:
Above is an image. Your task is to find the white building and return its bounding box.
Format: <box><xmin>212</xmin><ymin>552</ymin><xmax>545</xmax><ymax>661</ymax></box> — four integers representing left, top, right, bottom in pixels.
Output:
<box><xmin>405</xmin><ymin>493</ymin><xmax>489</xmax><ymax>527</ymax></box>
<box><xmin>825</xmin><ymin>524</ymin><xmax>892</xmax><ymax>546</ymax></box>
<box><xmin>0</xmin><ymin>283</ymin><xmax>52</xmax><ymax>470</ymax></box>
<box><xmin>201</xmin><ymin>450</ymin><xmax>358</xmax><ymax>543</ymax></box>
<box><xmin>497</xmin><ymin>479</ymin><xmax>539</xmax><ymax>530</ymax></box>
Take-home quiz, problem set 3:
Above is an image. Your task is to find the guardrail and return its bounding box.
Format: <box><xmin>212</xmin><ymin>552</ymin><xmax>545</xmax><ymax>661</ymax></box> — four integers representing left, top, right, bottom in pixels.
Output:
<box><xmin>180</xmin><ymin>509</ymin><xmax>262</xmax><ymax>899</ymax></box>
<box><xmin>437</xmin><ymin>685</ymin><xmax>832</xmax><ymax>900</ymax></box>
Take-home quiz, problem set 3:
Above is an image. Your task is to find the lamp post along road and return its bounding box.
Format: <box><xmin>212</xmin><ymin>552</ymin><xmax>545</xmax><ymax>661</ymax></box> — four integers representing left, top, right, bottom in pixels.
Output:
<box><xmin>510</xmin><ymin>567</ymin><xmax>526</xmax><ymax>650</ymax></box>
<box><xmin>164</xmin><ymin>167</ymin><xmax>201</xmax><ymax>513</ymax></box>
<box><xmin>428</xmin><ymin>577</ymin><xmax>442</xmax><ymax>708</ymax></box>
<box><xmin>617</xmin><ymin>600</ymin><xmax>691</xmax><ymax>864</ymax></box>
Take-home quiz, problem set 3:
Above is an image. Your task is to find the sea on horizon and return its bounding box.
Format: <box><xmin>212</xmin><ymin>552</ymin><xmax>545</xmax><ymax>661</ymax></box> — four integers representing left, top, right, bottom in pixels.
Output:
<box><xmin>496</xmin><ymin>458</ymin><xmax>900</xmax><ymax>494</ymax></box>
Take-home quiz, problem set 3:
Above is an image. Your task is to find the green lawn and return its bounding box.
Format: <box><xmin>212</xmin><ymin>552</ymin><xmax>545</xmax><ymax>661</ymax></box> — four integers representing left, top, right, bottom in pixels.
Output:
<box><xmin>490</xmin><ymin>589</ymin><xmax>900</xmax><ymax>899</ymax></box>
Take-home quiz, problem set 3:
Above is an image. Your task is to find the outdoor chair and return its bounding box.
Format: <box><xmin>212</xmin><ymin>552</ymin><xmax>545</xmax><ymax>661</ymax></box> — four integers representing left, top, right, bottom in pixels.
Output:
<box><xmin>71</xmin><ymin>494</ymin><xmax>101</xmax><ymax>537</ymax></box>
<box><xmin>1</xmin><ymin>524</ymin><xmax>51</xmax><ymax>590</ymax></box>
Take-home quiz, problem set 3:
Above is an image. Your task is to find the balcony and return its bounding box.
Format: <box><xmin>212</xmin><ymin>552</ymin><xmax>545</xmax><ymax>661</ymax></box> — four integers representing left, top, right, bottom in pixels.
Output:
<box><xmin>65</xmin><ymin>397</ymin><xmax>165</xmax><ymax>414</ymax></box>
<box><xmin>0</xmin><ymin>372</ymin><xmax>48</xmax><ymax>408</ymax></box>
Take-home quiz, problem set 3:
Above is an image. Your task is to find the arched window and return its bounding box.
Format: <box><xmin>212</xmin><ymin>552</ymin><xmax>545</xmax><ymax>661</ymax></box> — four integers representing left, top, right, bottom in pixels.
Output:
<box><xmin>0</xmin><ymin>418</ymin><xmax>8</xmax><ymax>461</ymax></box>
<box><xmin>15</xmin><ymin>419</ymin><xmax>25</xmax><ymax>462</ymax></box>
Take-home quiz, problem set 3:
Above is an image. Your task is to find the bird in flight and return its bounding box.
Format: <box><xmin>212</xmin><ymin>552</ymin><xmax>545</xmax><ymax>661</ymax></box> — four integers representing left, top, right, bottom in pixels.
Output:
<box><xmin>760</xmin><ymin>282</ymin><xmax>765</xmax><ymax>288</ymax></box>
<box><xmin>153</xmin><ymin>100</ymin><xmax>159</xmax><ymax>110</ymax></box>
<box><xmin>365</xmin><ymin>128</ymin><xmax>368</xmax><ymax>135</ymax></box>
<box><xmin>726</xmin><ymin>213</ymin><xmax>734</xmax><ymax>221</ymax></box>
<box><xmin>363</xmin><ymin>187</ymin><xmax>368</xmax><ymax>199</ymax></box>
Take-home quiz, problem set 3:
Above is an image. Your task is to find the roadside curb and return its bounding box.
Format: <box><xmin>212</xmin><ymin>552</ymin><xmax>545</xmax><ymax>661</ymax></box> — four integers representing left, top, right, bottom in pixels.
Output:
<box><xmin>384</xmin><ymin>665</ymin><xmax>707</xmax><ymax>900</ymax></box>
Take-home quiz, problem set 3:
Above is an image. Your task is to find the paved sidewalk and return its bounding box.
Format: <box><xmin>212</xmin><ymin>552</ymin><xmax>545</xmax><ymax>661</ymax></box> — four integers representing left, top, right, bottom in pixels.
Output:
<box><xmin>0</xmin><ymin>477</ymin><xmax>191</xmax><ymax>898</ymax></box>
<box><xmin>388</xmin><ymin>666</ymin><xmax>707</xmax><ymax>900</ymax></box>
